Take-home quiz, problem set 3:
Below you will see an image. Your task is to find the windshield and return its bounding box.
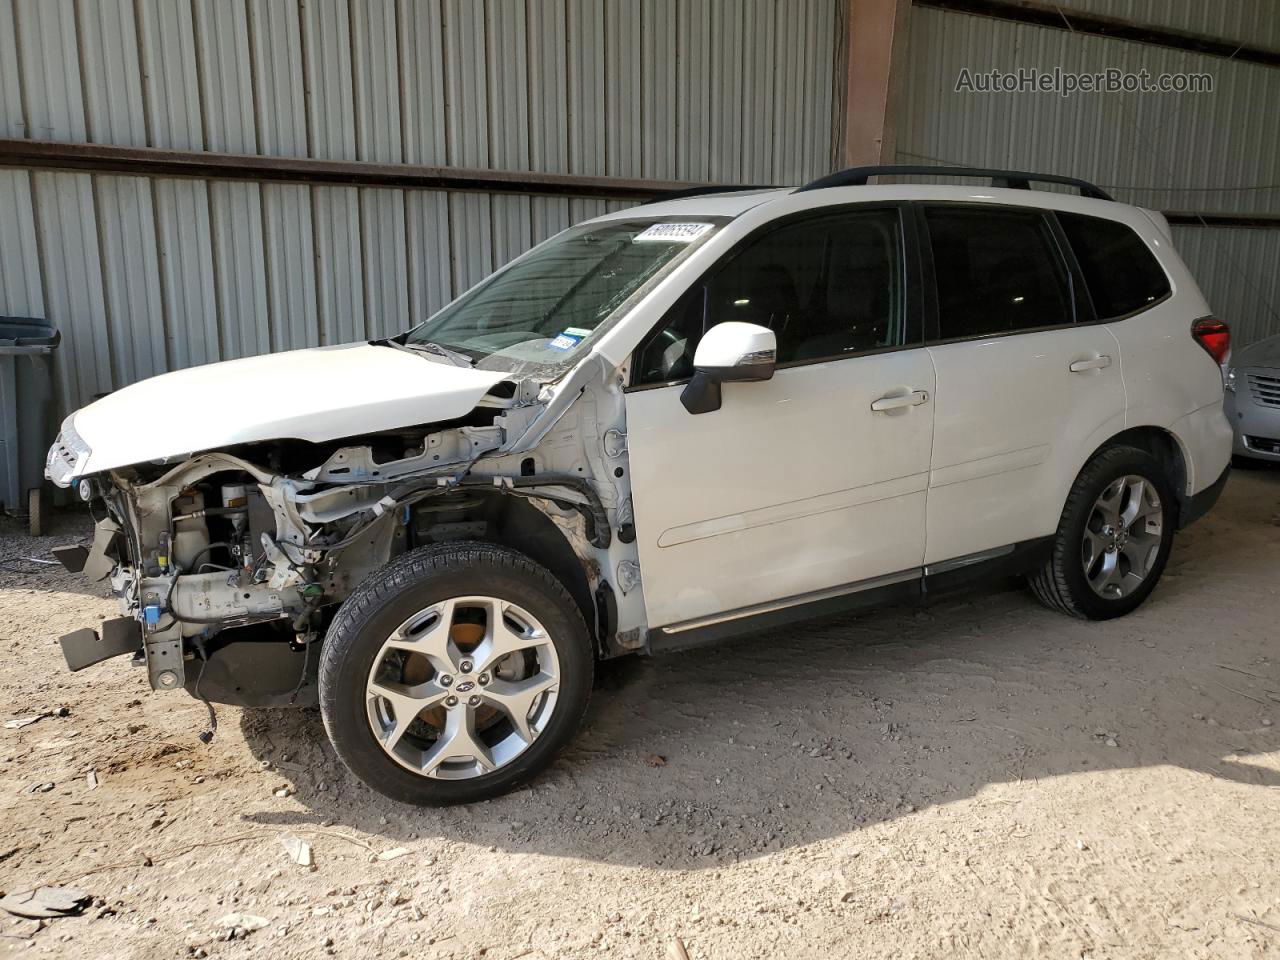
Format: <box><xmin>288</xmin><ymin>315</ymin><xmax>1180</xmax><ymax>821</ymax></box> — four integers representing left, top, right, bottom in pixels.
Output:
<box><xmin>404</xmin><ymin>218</ymin><xmax>720</xmax><ymax>376</ymax></box>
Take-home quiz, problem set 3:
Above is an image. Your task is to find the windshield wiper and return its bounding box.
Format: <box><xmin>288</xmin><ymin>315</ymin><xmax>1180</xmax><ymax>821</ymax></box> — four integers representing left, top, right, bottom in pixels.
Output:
<box><xmin>378</xmin><ymin>338</ymin><xmax>474</xmax><ymax>368</ymax></box>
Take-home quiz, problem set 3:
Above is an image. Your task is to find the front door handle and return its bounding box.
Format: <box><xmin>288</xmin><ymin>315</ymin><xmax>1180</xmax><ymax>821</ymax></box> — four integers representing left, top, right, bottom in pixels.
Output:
<box><xmin>1069</xmin><ymin>355</ymin><xmax>1112</xmax><ymax>373</ymax></box>
<box><xmin>871</xmin><ymin>389</ymin><xmax>930</xmax><ymax>413</ymax></box>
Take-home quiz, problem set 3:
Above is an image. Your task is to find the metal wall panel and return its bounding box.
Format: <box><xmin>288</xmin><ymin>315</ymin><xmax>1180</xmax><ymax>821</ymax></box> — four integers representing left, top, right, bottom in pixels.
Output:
<box><xmin>0</xmin><ymin>0</ymin><xmax>843</xmax><ymax>416</ymax></box>
<box><xmin>195</xmin><ymin>0</ymin><xmax>257</xmax><ymax>154</ymax></box>
<box><xmin>312</xmin><ymin>186</ymin><xmax>366</xmax><ymax>345</ymax></box>
<box><xmin>260</xmin><ymin>183</ymin><xmax>319</xmax><ymax>351</ymax></box>
<box><xmin>361</xmin><ymin>188</ymin><xmax>410</xmax><ymax>339</ymax></box>
<box><xmin>31</xmin><ymin>171</ymin><xmax>110</xmax><ymax>409</ymax></box>
<box><xmin>0</xmin><ymin>169</ymin><xmax>42</xmax><ymax>315</ymax></box>
<box><xmin>405</xmin><ymin>190</ymin><xmax>453</xmax><ymax>320</ymax></box>
<box><xmin>94</xmin><ymin>174</ymin><xmax>166</xmax><ymax>384</ymax></box>
<box><xmin>353</xmin><ymin>0</ymin><xmax>402</xmax><ymax>164</ymax></box>
<box><xmin>0</xmin><ymin>0</ymin><xmax>22</xmax><ymax>138</ymax></box>
<box><xmin>398</xmin><ymin>0</ymin><xmax>447</xmax><ymax>166</ymax></box>
<box><xmin>153</xmin><ymin>179</ymin><xmax>219</xmax><ymax>369</ymax></box>
<box><xmin>1049</xmin><ymin>0</ymin><xmax>1280</xmax><ymax>53</ymax></box>
<box><xmin>137</xmin><ymin>0</ymin><xmax>204</xmax><ymax>151</ymax></box>
<box><xmin>77</xmin><ymin>0</ymin><xmax>147</xmax><ymax>146</ymax></box>
<box><xmin>898</xmin><ymin>7</ymin><xmax>1280</xmax><ymax>215</ymax></box>
<box><xmin>303</xmin><ymin>0</ymin><xmax>357</xmax><ymax>161</ymax></box>
<box><xmin>209</xmin><ymin>180</ymin><xmax>269</xmax><ymax>360</ymax></box>
<box><xmin>484</xmin><ymin>2</ymin><xmax>532</xmax><ymax>267</ymax></box>
<box><xmin>248</xmin><ymin>0</ymin><xmax>308</xmax><ymax>156</ymax></box>
<box><xmin>14</xmin><ymin>0</ymin><xmax>85</xmax><ymax>141</ymax></box>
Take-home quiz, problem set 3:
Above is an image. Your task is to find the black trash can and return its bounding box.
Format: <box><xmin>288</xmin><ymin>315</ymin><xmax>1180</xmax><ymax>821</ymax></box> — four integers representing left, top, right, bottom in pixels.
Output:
<box><xmin>0</xmin><ymin>318</ymin><xmax>61</xmax><ymax>536</ymax></box>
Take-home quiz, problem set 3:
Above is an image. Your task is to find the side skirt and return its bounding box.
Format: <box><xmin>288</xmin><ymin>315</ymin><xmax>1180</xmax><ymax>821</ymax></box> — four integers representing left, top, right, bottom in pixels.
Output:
<box><xmin>646</xmin><ymin>537</ymin><xmax>1053</xmax><ymax>654</ymax></box>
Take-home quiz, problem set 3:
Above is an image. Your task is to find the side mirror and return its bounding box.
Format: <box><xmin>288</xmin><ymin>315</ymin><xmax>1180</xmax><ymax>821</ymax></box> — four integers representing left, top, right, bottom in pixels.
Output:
<box><xmin>680</xmin><ymin>322</ymin><xmax>777</xmax><ymax>414</ymax></box>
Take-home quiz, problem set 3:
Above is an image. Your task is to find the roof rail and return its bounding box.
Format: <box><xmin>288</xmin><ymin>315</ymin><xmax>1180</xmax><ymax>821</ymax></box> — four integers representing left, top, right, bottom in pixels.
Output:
<box><xmin>795</xmin><ymin>165</ymin><xmax>1113</xmax><ymax>201</ymax></box>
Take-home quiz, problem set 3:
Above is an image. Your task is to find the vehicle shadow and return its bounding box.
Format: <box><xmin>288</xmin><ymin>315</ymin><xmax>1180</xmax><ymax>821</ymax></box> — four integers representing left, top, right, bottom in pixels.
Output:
<box><xmin>238</xmin><ymin>469</ymin><xmax>1280</xmax><ymax>870</ymax></box>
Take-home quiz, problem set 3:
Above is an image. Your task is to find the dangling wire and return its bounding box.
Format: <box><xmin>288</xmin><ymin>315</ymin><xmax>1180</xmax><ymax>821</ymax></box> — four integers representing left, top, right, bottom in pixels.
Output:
<box><xmin>191</xmin><ymin>636</ymin><xmax>218</xmax><ymax>744</ymax></box>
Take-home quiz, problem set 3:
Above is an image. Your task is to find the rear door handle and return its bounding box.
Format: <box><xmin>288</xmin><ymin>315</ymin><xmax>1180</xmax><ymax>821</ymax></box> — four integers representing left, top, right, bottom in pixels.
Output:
<box><xmin>871</xmin><ymin>389</ymin><xmax>930</xmax><ymax>412</ymax></box>
<box><xmin>1069</xmin><ymin>355</ymin><xmax>1112</xmax><ymax>373</ymax></box>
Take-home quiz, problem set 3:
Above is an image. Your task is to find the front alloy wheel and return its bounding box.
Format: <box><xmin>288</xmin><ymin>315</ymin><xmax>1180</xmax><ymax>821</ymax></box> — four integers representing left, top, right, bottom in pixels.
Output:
<box><xmin>366</xmin><ymin>597</ymin><xmax>561</xmax><ymax>780</ymax></box>
<box><xmin>320</xmin><ymin>543</ymin><xmax>593</xmax><ymax>805</ymax></box>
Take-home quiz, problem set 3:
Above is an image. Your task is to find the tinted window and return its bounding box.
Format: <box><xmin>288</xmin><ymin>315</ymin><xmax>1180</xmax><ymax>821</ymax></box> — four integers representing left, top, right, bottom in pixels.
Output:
<box><xmin>1057</xmin><ymin>212</ymin><xmax>1171</xmax><ymax>319</ymax></box>
<box><xmin>925</xmin><ymin>207</ymin><xmax>1074</xmax><ymax>339</ymax></box>
<box><xmin>633</xmin><ymin>209</ymin><xmax>906</xmax><ymax>384</ymax></box>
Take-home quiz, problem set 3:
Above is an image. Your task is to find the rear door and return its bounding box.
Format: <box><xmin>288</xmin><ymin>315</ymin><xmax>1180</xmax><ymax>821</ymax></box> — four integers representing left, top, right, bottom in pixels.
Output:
<box><xmin>918</xmin><ymin>204</ymin><xmax>1126</xmax><ymax>565</ymax></box>
<box><xmin>624</xmin><ymin>205</ymin><xmax>936</xmax><ymax>629</ymax></box>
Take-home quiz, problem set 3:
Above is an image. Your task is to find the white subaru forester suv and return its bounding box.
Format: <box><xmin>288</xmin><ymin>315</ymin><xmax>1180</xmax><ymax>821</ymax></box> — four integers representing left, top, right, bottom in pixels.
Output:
<box><xmin>46</xmin><ymin>166</ymin><xmax>1232</xmax><ymax>805</ymax></box>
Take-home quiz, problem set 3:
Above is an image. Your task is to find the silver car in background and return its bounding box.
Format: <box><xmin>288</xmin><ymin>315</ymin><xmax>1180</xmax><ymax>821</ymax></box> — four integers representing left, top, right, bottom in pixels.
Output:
<box><xmin>1225</xmin><ymin>334</ymin><xmax>1280</xmax><ymax>463</ymax></box>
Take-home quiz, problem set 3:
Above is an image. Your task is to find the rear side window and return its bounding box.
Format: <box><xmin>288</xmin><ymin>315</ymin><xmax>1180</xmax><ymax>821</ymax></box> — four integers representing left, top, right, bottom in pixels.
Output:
<box><xmin>1057</xmin><ymin>212</ymin><xmax>1171</xmax><ymax>319</ymax></box>
<box><xmin>924</xmin><ymin>207</ymin><xmax>1074</xmax><ymax>339</ymax></box>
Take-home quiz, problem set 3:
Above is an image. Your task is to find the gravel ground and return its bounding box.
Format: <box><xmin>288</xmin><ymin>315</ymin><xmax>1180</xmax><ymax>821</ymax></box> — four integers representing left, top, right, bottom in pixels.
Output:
<box><xmin>1</xmin><ymin>466</ymin><xmax>1278</xmax><ymax>960</ymax></box>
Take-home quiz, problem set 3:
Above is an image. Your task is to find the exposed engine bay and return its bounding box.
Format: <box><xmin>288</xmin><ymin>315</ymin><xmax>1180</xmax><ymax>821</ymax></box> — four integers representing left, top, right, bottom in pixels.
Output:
<box><xmin>53</xmin><ymin>355</ymin><xmax>647</xmax><ymax>709</ymax></box>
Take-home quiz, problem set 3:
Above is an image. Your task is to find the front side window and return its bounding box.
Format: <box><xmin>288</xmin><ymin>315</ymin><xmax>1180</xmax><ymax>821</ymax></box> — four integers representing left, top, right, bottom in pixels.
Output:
<box><xmin>405</xmin><ymin>219</ymin><xmax>719</xmax><ymax>376</ymax></box>
<box><xmin>633</xmin><ymin>208</ymin><xmax>907</xmax><ymax>385</ymax></box>
<box><xmin>1057</xmin><ymin>211</ymin><xmax>1171</xmax><ymax>319</ymax></box>
<box><xmin>925</xmin><ymin>207</ymin><xmax>1074</xmax><ymax>340</ymax></box>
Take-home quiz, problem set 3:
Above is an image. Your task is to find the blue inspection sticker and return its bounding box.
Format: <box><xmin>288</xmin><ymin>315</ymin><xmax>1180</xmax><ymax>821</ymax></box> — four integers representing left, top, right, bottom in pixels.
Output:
<box><xmin>547</xmin><ymin>331</ymin><xmax>583</xmax><ymax>351</ymax></box>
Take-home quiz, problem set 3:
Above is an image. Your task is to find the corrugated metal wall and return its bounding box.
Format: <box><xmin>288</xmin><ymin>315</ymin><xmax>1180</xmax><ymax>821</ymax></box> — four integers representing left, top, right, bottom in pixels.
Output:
<box><xmin>0</xmin><ymin>0</ymin><xmax>841</xmax><ymax>414</ymax></box>
<box><xmin>897</xmin><ymin>5</ymin><xmax>1280</xmax><ymax>346</ymax></box>
<box><xmin>1047</xmin><ymin>0</ymin><xmax>1280</xmax><ymax>52</ymax></box>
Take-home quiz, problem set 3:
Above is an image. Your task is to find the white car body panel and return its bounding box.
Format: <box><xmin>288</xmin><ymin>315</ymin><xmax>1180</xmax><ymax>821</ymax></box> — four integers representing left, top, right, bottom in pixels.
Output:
<box><xmin>1099</xmin><ymin>226</ymin><xmax>1230</xmax><ymax>493</ymax></box>
<box><xmin>923</xmin><ymin>325</ymin><xmax>1125</xmax><ymax>564</ymax></box>
<box><xmin>69</xmin><ymin>343</ymin><xmax>511</xmax><ymax>475</ymax></box>
<box><xmin>625</xmin><ymin>349</ymin><xmax>936</xmax><ymax>628</ymax></box>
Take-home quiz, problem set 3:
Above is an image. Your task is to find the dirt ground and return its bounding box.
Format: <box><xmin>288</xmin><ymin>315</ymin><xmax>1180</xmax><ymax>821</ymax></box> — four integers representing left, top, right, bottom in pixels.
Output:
<box><xmin>1</xmin><ymin>467</ymin><xmax>1278</xmax><ymax>960</ymax></box>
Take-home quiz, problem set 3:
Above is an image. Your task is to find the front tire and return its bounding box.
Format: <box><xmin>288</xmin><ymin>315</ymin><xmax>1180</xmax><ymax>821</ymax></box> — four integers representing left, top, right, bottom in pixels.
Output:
<box><xmin>1029</xmin><ymin>445</ymin><xmax>1176</xmax><ymax>620</ymax></box>
<box><xmin>319</xmin><ymin>542</ymin><xmax>593</xmax><ymax>805</ymax></box>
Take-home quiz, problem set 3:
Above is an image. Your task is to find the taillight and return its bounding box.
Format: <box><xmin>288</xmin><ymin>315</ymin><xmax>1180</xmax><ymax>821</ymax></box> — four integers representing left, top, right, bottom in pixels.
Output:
<box><xmin>1191</xmin><ymin>316</ymin><xmax>1230</xmax><ymax>365</ymax></box>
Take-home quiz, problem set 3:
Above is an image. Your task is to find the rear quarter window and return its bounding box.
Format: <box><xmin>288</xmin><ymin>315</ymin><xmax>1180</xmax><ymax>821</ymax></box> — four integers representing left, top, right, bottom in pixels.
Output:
<box><xmin>1057</xmin><ymin>212</ymin><xmax>1171</xmax><ymax>320</ymax></box>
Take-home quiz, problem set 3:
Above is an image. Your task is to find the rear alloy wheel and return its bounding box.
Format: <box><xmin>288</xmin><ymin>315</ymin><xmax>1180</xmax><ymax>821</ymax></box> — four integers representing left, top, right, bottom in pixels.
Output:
<box><xmin>1081</xmin><ymin>475</ymin><xmax>1164</xmax><ymax>600</ymax></box>
<box><xmin>320</xmin><ymin>543</ymin><xmax>592</xmax><ymax>805</ymax></box>
<box><xmin>1030</xmin><ymin>446</ymin><xmax>1176</xmax><ymax>620</ymax></box>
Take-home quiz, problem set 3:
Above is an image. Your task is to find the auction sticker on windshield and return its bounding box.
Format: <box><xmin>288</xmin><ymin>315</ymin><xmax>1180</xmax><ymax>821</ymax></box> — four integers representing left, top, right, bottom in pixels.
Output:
<box><xmin>633</xmin><ymin>222</ymin><xmax>714</xmax><ymax>243</ymax></box>
<box><xmin>548</xmin><ymin>327</ymin><xmax>591</xmax><ymax>351</ymax></box>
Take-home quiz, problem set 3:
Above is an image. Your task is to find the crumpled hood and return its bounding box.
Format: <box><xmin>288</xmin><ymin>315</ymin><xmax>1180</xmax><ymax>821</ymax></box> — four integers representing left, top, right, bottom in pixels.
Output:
<box><xmin>1235</xmin><ymin>334</ymin><xmax>1280</xmax><ymax>370</ymax></box>
<box><xmin>69</xmin><ymin>342</ymin><xmax>512</xmax><ymax>475</ymax></box>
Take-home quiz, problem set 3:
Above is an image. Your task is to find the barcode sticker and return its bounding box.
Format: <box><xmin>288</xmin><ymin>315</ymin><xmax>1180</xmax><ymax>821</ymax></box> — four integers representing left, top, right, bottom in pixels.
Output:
<box><xmin>634</xmin><ymin>222</ymin><xmax>714</xmax><ymax>244</ymax></box>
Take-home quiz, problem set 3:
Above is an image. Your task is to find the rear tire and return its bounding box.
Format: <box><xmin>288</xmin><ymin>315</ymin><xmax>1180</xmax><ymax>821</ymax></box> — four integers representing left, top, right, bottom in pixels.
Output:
<box><xmin>319</xmin><ymin>542</ymin><xmax>593</xmax><ymax>805</ymax></box>
<box><xmin>1029</xmin><ymin>446</ymin><xmax>1176</xmax><ymax>620</ymax></box>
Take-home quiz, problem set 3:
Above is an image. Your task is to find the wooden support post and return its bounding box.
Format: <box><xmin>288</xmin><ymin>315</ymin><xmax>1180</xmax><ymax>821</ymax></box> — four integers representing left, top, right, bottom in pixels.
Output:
<box><xmin>842</xmin><ymin>0</ymin><xmax>912</xmax><ymax>168</ymax></box>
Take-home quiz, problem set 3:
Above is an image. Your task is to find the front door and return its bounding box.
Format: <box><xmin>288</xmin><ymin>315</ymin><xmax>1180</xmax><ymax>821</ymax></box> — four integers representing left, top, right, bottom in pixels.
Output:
<box><xmin>623</xmin><ymin>206</ymin><xmax>936</xmax><ymax>629</ymax></box>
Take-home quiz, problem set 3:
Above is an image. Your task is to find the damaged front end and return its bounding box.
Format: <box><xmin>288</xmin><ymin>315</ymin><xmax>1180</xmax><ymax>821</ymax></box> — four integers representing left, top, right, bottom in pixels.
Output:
<box><xmin>48</xmin><ymin>356</ymin><xmax>647</xmax><ymax>710</ymax></box>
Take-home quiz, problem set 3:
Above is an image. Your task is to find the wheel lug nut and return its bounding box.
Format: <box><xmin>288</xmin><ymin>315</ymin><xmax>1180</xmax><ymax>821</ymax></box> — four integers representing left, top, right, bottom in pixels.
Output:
<box><xmin>478</xmin><ymin>673</ymin><xmax>489</xmax><ymax>686</ymax></box>
<box><xmin>468</xmin><ymin>695</ymin><xmax>481</xmax><ymax>707</ymax></box>
<box><xmin>439</xmin><ymin>675</ymin><xmax>453</xmax><ymax>687</ymax></box>
<box><xmin>445</xmin><ymin>695</ymin><xmax>458</xmax><ymax>707</ymax></box>
<box><xmin>459</xmin><ymin>660</ymin><xmax>473</xmax><ymax>674</ymax></box>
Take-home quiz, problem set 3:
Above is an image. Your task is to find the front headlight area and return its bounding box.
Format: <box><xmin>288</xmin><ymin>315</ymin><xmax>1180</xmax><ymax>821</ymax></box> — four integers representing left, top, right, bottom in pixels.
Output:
<box><xmin>45</xmin><ymin>413</ymin><xmax>91</xmax><ymax>488</ymax></box>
